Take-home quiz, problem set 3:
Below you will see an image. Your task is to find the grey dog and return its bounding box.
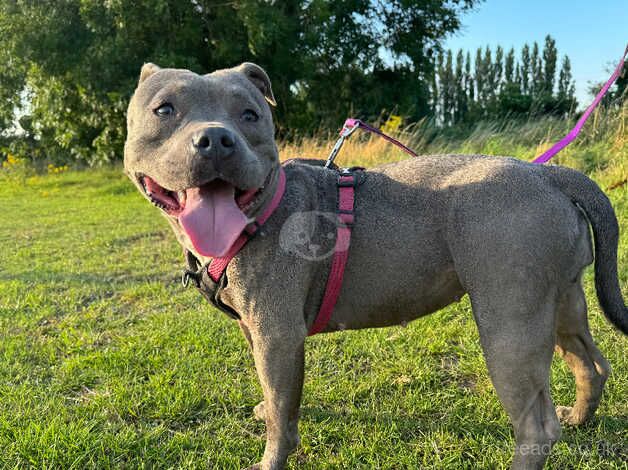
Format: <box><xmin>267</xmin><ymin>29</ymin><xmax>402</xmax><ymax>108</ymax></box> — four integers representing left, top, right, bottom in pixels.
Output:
<box><xmin>123</xmin><ymin>62</ymin><xmax>627</xmax><ymax>469</ymax></box>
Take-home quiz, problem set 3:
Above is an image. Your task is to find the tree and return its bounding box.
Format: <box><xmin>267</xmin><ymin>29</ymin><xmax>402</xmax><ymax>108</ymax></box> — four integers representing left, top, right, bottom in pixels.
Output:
<box><xmin>590</xmin><ymin>58</ymin><xmax>627</xmax><ymax>105</ymax></box>
<box><xmin>530</xmin><ymin>41</ymin><xmax>542</xmax><ymax>97</ymax></box>
<box><xmin>615</xmin><ymin>61</ymin><xmax>628</xmax><ymax>101</ymax></box>
<box><xmin>557</xmin><ymin>56</ymin><xmax>576</xmax><ymax>113</ymax></box>
<box><xmin>504</xmin><ymin>48</ymin><xmax>515</xmax><ymax>86</ymax></box>
<box><xmin>440</xmin><ymin>50</ymin><xmax>455</xmax><ymax>125</ymax></box>
<box><xmin>439</xmin><ymin>35</ymin><xmax>573</xmax><ymax>122</ymax></box>
<box><xmin>465</xmin><ymin>51</ymin><xmax>474</xmax><ymax>108</ymax></box>
<box><xmin>474</xmin><ymin>47</ymin><xmax>484</xmax><ymax>113</ymax></box>
<box><xmin>494</xmin><ymin>46</ymin><xmax>504</xmax><ymax>90</ymax></box>
<box><xmin>542</xmin><ymin>35</ymin><xmax>557</xmax><ymax>95</ymax></box>
<box><xmin>0</xmin><ymin>0</ymin><xmax>482</xmax><ymax>164</ymax></box>
<box><xmin>521</xmin><ymin>44</ymin><xmax>531</xmax><ymax>94</ymax></box>
<box><xmin>454</xmin><ymin>49</ymin><xmax>467</xmax><ymax>123</ymax></box>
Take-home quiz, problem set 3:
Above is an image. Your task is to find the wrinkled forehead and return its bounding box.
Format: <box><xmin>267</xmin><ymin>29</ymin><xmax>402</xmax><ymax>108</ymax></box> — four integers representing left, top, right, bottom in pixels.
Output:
<box><xmin>131</xmin><ymin>68</ymin><xmax>263</xmax><ymax>110</ymax></box>
<box><xmin>133</xmin><ymin>69</ymin><xmax>201</xmax><ymax>102</ymax></box>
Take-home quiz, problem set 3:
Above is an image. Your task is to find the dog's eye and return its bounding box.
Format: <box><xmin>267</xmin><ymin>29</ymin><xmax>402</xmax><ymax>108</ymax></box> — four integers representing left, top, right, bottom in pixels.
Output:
<box><xmin>154</xmin><ymin>103</ymin><xmax>174</xmax><ymax>117</ymax></box>
<box><xmin>241</xmin><ymin>109</ymin><xmax>259</xmax><ymax>122</ymax></box>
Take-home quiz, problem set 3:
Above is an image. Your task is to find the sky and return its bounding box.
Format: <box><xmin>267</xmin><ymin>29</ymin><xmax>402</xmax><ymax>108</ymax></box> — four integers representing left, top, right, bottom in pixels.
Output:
<box><xmin>443</xmin><ymin>0</ymin><xmax>628</xmax><ymax>108</ymax></box>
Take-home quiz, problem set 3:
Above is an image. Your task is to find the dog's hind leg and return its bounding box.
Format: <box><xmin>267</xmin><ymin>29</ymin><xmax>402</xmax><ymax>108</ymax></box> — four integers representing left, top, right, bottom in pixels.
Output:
<box><xmin>555</xmin><ymin>282</ymin><xmax>610</xmax><ymax>425</ymax></box>
<box><xmin>470</xmin><ymin>287</ymin><xmax>562</xmax><ymax>470</ymax></box>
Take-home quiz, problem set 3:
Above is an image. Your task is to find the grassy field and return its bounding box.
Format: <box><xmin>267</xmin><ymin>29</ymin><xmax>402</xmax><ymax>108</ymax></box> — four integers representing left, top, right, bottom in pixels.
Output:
<box><xmin>0</xmin><ymin>108</ymin><xmax>626</xmax><ymax>468</ymax></box>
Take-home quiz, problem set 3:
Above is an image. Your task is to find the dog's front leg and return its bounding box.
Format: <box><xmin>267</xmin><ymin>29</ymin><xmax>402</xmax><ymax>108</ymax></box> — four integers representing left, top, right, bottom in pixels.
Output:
<box><xmin>246</xmin><ymin>324</ymin><xmax>305</xmax><ymax>470</ymax></box>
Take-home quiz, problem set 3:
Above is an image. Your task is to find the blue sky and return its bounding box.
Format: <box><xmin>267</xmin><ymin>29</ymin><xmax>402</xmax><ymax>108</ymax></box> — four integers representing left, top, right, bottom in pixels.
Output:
<box><xmin>443</xmin><ymin>0</ymin><xmax>627</xmax><ymax>108</ymax></box>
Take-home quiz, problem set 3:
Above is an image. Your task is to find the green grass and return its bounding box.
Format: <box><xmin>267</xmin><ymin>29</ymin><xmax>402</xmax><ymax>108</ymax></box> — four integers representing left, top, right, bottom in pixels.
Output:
<box><xmin>0</xmin><ymin>133</ymin><xmax>626</xmax><ymax>468</ymax></box>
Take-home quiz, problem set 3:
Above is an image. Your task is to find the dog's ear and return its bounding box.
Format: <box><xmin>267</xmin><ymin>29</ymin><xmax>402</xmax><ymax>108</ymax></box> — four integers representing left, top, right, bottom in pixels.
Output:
<box><xmin>237</xmin><ymin>62</ymin><xmax>276</xmax><ymax>106</ymax></box>
<box><xmin>139</xmin><ymin>62</ymin><xmax>161</xmax><ymax>84</ymax></box>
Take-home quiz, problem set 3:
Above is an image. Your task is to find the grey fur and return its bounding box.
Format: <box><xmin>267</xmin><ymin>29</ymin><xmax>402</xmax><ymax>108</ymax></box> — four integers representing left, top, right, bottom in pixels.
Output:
<box><xmin>124</xmin><ymin>63</ymin><xmax>626</xmax><ymax>470</ymax></box>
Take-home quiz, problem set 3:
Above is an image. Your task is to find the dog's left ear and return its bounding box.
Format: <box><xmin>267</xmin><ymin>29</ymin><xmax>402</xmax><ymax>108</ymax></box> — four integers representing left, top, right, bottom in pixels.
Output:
<box><xmin>139</xmin><ymin>62</ymin><xmax>161</xmax><ymax>84</ymax></box>
<box><xmin>237</xmin><ymin>62</ymin><xmax>276</xmax><ymax>106</ymax></box>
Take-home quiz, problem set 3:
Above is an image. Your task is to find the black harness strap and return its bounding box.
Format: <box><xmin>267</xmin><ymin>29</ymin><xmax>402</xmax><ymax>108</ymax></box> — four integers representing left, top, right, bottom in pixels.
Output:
<box><xmin>182</xmin><ymin>249</ymin><xmax>241</xmax><ymax>320</ymax></box>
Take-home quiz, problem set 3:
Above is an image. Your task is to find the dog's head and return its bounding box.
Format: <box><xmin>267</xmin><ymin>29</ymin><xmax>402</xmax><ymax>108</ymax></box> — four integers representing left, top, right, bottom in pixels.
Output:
<box><xmin>124</xmin><ymin>62</ymin><xmax>278</xmax><ymax>257</ymax></box>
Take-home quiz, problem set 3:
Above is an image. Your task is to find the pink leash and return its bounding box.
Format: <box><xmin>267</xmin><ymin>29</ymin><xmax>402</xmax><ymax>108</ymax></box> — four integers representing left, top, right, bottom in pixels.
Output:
<box><xmin>533</xmin><ymin>43</ymin><xmax>628</xmax><ymax>163</ymax></box>
<box><xmin>326</xmin><ymin>43</ymin><xmax>628</xmax><ymax>166</ymax></box>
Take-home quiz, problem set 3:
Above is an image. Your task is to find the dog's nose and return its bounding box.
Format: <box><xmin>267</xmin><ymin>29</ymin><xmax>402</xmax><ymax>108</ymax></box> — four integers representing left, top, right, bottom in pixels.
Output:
<box><xmin>193</xmin><ymin>127</ymin><xmax>236</xmax><ymax>158</ymax></box>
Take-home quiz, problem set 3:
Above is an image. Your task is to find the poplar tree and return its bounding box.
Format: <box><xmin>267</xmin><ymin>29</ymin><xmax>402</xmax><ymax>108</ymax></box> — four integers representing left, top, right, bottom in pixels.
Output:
<box><xmin>430</xmin><ymin>34</ymin><xmax>574</xmax><ymax>124</ymax></box>
<box><xmin>436</xmin><ymin>50</ymin><xmax>446</xmax><ymax>123</ymax></box>
<box><xmin>465</xmin><ymin>51</ymin><xmax>474</xmax><ymax>117</ymax></box>
<box><xmin>514</xmin><ymin>63</ymin><xmax>522</xmax><ymax>88</ymax></box>
<box><xmin>542</xmin><ymin>35</ymin><xmax>557</xmax><ymax>94</ymax></box>
<box><xmin>557</xmin><ymin>55</ymin><xmax>576</xmax><ymax>113</ymax></box>
<box><xmin>429</xmin><ymin>62</ymin><xmax>439</xmax><ymax>121</ymax></box>
<box><xmin>442</xmin><ymin>49</ymin><xmax>455</xmax><ymax>125</ymax></box>
<box><xmin>454</xmin><ymin>49</ymin><xmax>468</xmax><ymax>122</ymax></box>
<box><xmin>494</xmin><ymin>46</ymin><xmax>504</xmax><ymax>90</ymax></box>
<box><xmin>504</xmin><ymin>47</ymin><xmax>515</xmax><ymax>85</ymax></box>
<box><xmin>521</xmin><ymin>44</ymin><xmax>531</xmax><ymax>94</ymax></box>
<box><xmin>482</xmin><ymin>46</ymin><xmax>493</xmax><ymax>112</ymax></box>
<box><xmin>531</xmin><ymin>42</ymin><xmax>541</xmax><ymax>96</ymax></box>
<box><xmin>474</xmin><ymin>47</ymin><xmax>484</xmax><ymax>112</ymax></box>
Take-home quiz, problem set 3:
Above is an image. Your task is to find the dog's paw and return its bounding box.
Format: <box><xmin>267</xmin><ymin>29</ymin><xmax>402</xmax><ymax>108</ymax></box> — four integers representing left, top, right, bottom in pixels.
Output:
<box><xmin>253</xmin><ymin>401</ymin><xmax>266</xmax><ymax>421</ymax></box>
<box><xmin>556</xmin><ymin>405</ymin><xmax>588</xmax><ymax>426</ymax></box>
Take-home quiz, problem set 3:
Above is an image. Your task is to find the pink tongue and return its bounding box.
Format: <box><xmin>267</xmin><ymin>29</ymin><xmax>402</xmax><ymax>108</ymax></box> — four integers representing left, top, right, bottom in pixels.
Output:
<box><xmin>178</xmin><ymin>181</ymin><xmax>249</xmax><ymax>257</ymax></box>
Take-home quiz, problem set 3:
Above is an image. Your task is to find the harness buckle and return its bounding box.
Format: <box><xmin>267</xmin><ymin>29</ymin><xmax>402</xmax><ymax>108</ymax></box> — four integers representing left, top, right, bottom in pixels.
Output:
<box><xmin>337</xmin><ymin>177</ymin><xmax>357</xmax><ymax>187</ymax></box>
<box><xmin>182</xmin><ymin>269</ymin><xmax>201</xmax><ymax>288</ymax></box>
<box><xmin>338</xmin><ymin>169</ymin><xmax>360</xmax><ymax>187</ymax></box>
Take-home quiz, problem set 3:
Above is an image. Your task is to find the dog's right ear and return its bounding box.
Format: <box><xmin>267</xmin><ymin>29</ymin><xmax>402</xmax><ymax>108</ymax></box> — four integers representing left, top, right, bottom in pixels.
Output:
<box><xmin>139</xmin><ymin>63</ymin><xmax>161</xmax><ymax>84</ymax></box>
<box><xmin>237</xmin><ymin>62</ymin><xmax>277</xmax><ymax>106</ymax></box>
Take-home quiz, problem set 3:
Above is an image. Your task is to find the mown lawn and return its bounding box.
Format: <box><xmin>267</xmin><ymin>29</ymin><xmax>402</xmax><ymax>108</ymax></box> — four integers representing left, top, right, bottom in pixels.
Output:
<box><xmin>0</xmin><ymin>163</ymin><xmax>626</xmax><ymax>469</ymax></box>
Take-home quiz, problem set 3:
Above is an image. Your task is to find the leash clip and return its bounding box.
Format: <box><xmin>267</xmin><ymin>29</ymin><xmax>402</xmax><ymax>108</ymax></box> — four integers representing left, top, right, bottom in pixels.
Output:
<box><xmin>324</xmin><ymin>119</ymin><xmax>360</xmax><ymax>168</ymax></box>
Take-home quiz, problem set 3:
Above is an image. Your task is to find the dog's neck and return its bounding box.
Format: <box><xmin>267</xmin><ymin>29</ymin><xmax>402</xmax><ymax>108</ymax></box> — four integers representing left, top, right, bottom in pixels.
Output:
<box><xmin>244</xmin><ymin>162</ymin><xmax>282</xmax><ymax>223</ymax></box>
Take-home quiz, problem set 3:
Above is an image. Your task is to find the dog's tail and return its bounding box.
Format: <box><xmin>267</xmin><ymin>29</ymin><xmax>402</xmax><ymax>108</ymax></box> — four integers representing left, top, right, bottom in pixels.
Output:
<box><xmin>545</xmin><ymin>165</ymin><xmax>627</xmax><ymax>334</ymax></box>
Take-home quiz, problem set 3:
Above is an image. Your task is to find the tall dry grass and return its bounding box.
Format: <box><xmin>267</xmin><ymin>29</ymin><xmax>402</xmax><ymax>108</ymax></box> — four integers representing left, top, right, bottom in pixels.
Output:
<box><xmin>278</xmin><ymin>102</ymin><xmax>627</xmax><ymax>188</ymax></box>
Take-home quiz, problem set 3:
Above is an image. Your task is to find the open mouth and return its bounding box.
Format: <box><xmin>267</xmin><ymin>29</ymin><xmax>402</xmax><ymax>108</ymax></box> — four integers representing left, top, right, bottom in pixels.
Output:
<box><xmin>139</xmin><ymin>175</ymin><xmax>260</xmax><ymax>215</ymax></box>
<box><xmin>138</xmin><ymin>174</ymin><xmax>263</xmax><ymax>257</ymax></box>
<box><xmin>140</xmin><ymin>175</ymin><xmax>186</xmax><ymax>216</ymax></box>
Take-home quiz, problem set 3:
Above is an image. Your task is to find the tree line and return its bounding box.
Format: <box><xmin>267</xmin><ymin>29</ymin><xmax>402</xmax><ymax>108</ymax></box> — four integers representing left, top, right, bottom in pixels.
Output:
<box><xmin>431</xmin><ymin>35</ymin><xmax>577</xmax><ymax>126</ymax></box>
<box><xmin>0</xmin><ymin>0</ymin><xmax>482</xmax><ymax>164</ymax></box>
<box><xmin>0</xmin><ymin>1</ymin><xmax>622</xmax><ymax>166</ymax></box>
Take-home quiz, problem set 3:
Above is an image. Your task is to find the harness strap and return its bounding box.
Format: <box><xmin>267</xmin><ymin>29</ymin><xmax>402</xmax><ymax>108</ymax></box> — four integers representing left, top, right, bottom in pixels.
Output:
<box><xmin>208</xmin><ymin>166</ymin><xmax>286</xmax><ymax>282</ymax></box>
<box><xmin>308</xmin><ymin>169</ymin><xmax>357</xmax><ymax>335</ymax></box>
